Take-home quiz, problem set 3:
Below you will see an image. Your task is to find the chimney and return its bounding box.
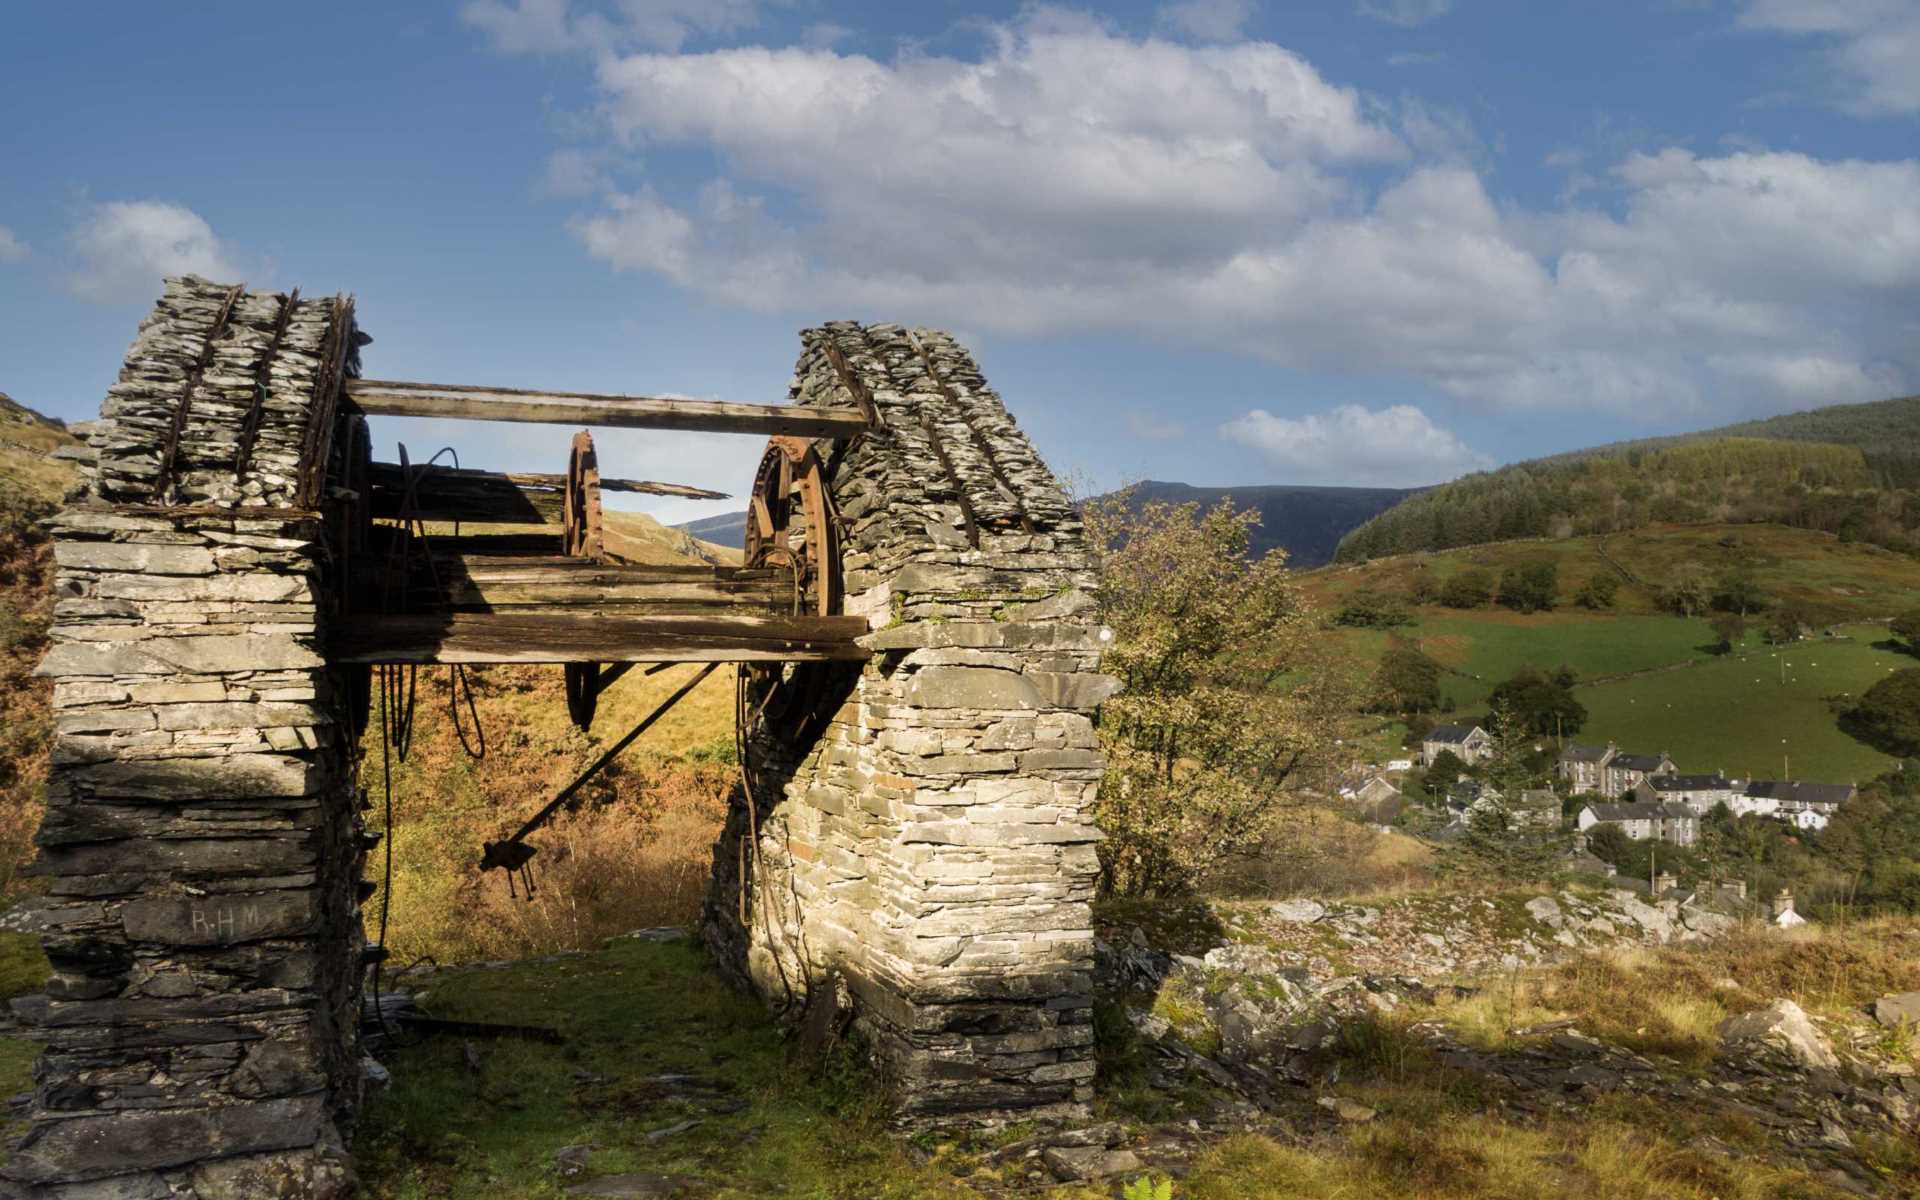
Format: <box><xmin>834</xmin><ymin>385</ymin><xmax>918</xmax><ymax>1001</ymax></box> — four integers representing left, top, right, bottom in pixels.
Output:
<box><xmin>1773</xmin><ymin>888</ymin><xmax>1795</xmax><ymax>919</ymax></box>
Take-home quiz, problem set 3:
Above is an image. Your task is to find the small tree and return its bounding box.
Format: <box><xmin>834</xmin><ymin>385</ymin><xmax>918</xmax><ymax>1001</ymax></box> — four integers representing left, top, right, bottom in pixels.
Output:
<box><xmin>1405</xmin><ymin>573</ymin><xmax>1440</xmax><ymax>606</ymax></box>
<box><xmin>1498</xmin><ymin>561</ymin><xmax>1558</xmax><ymax>613</ymax></box>
<box><xmin>1371</xmin><ymin>638</ymin><xmax>1443</xmax><ymax>715</ymax></box>
<box><xmin>1889</xmin><ymin>607</ymin><xmax>1920</xmax><ymax>654</ymax></box>
<box><xmin>1765</xmin><ymin>600</ymin><xmax>1813</xmax><ymax>645</ymax></box>
<box><xmin>1712</xmin><ymin>569</ymin><xmax>1767</xmax><ymax>616</ymax></box>
<box><xmin>1840</xmin><ymin>668</ymin><xmax>1920</xmax><ymax>758</ymax></box>
<box><xmin>1085</xmin><ymin>493</ymin><xmax>1343</xmax><ymax>896</ymax></box>
<box><xmin>1333</xmin><ymin>589</ymin><xmax>1411</xmax><ymax>629</ymax></box>
<box><xmin>1573</xmin><ymin>571</ymin><xmax>1618</xmax><ymax>610</ymax></box>
<box><xmin>1708</xmin><ymin>612</ymin><xmax>1746</xmax><ymax>654</ymax></box>
<box><xmin>1487</xmin><ymin>666</ymin><xmax>1587</xmax><ymax>739</ymax></box>
<box><xmin>1443</xmin><ymin>706</ymin><xmax>1564</xmax><ymax>879</ymax></box>
<box><xmin>1424</xmin><ymin>749</ymin><xmax>1466</xmax><ymax>798</ymax></box>
<box><xmin>1664</xmin><ymin>562</ymin><xmax>1711</xmax><ymax>618</ymax></box>
<box><xmin>1439</xmin><ymin>567</ymin><xmax>1494</xmax><ymax>609</ymax></box>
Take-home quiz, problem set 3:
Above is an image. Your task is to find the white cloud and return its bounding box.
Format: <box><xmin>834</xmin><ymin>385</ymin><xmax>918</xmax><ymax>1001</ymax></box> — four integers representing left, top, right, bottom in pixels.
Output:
<box><xmin>462</xmin><ymin>0</ymin><xmax>762</xmax><ymax>55</ymax></box>
<box><xmin>64</xmin><ymin>201</ymin><xmax>247</xmax><ymax>304</ymax></box>
<box><xmin>1221</xmin><ymin>404</ymin><xmax>1490</xmax><ymax>486</ymax></box>
<box><xmin>538</xmin><ymin>12</ymin><xmax>1918</xmax><ymax>423</ymax></box>
<box><xmin>0</xmin><ymin>227</ymin><xmax>27</xmax><ymax>263</ymax></box>
<box><xmin>1739</xmin><ymin>0</ymin><xmax>1920</xmax><ymax>114</ymax></box>
<box><xmin>1360</xmin><ymin>0</ymin><xmax>1452</xmax><ymax>28</ymax></box>
<box><xmin>1157</xmin><ymin>0</ymin><xmax>1255</xmax><ymax>42</ymax></box>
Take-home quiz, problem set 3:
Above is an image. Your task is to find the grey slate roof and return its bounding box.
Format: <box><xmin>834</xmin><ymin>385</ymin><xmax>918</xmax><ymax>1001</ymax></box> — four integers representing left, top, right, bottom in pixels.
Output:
<box><xmin>1745</xmin><ymin>780</ymin><xmax>1854</xmax><ymax>808</ymax></box>
<box><xmin>1645</xmin><ymin>774</ymin><xmax>1734</xmax><ymax>792</ymax></box>
<box><xmin>1611</xmin><ymin>752</ymin><xmax>1671</xmax><ymax>773</ymax></box>
<box><xmin>1560</xmin><ymin>742</ymin><xmax>1613</xmax><ymax>763</ymax></box>
<box><xmin>1426</xmin><ymin>723</ymin><xmax>1483</xmax><ymax>744</ymax></box>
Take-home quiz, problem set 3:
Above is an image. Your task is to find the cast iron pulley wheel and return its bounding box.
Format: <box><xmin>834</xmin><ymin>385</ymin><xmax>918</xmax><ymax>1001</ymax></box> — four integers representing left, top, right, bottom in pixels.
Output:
<box><xmin>741</xmin><ymin>437</ymin><xmax>838</xmax><ymax>736</ymax></box>
<box><xmin>563</xmin><ymin>430</ymin><xmax>605</xmax><ymax>562</ymax></box>
<box><xmin>743</xmin><ymin>436</ymin><xmax>835</xmax><ymax>616</ymax></box>
<box><xmin>563</xmin><ymin>430</ymin><xmax>606</xmax><ymax>731</ymax></box>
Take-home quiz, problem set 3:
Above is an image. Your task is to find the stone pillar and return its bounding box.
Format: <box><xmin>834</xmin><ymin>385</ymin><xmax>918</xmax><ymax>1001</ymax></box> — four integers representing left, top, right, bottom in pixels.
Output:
<box><xmin>6</xmin><ymin>278</ymin><xmax>367</xmax><ymax>1197</ymax></box>
<box><xmin>706</xmin><ymin>323</ymin><xmax>1115</xmax><ymax>1120</ymax></box>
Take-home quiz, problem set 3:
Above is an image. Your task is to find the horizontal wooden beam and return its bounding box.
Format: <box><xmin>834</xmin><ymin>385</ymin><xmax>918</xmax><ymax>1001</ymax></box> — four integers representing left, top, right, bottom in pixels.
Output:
<box><xmin>365</xmin><ymin>461</ymin><xmax>728</xmax><ymax>526</ymax></box>
<box><xmin>347</xmin><ymin>379</ymin><xmax>872</xmax><ymax>439</ymax></box>
<box><xmin>360</xmin><ymin>558</ymin><xmax>794</xmax><ymax>612</ymax></box>
<box><xmin>331</xmin><ymin>612</ymin><xmax>871</xmax><ymax>665</ymax></box>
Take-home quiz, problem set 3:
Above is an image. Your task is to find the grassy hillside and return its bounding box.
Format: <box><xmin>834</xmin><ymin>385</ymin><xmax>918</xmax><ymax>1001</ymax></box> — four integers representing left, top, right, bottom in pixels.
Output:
<box><xmin>1304</xmin><ymin>524</ymin><xmax>1920</xmax><ymax>779</ymax></box>
<box><xmin>1335</xmin><ymin>394</ymin><xmax>1920</xmax><ymax>563</ymax></box>
<box><xmin>0</xmin><ymin>394</ymin><xmax>79</xmax><ymax>896</ymax></box>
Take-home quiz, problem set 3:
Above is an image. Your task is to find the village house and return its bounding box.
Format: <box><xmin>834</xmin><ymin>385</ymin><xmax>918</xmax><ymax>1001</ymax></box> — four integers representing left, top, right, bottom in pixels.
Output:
<box><xmin>1632</xmin><ymin>772</ymin><xmax>1738</xmax><ymax>815</ymax></box>
<box><xmin>1601</xmin><ymin>750</ymin><xmax>1677</xmax><ymax>799</ymax></box>
<box><xmin>1515</xmin><ymin>788</ymin><xmax>1565</xmax><ymax>830</ymax></box>
<box><xmin>1577</xmin><ymin>800</ymin><xmax>1699</xmax><ymax>846</ymax></box>
<box><xmin>1422</xmin><ymin>722</ymin><xmax>1491</xmax><ymax>767</ymax></box>
<box><xmin>1347</xmin><ymin>775</ymin><xmax>1404</xmax><ymax>825</ymax></box>
<box><xmin>1557</xmin><ymin>740</ymin><xmax>1617</xmax><ymax>793</ymax></box>
<box><xmin>1743</xmin><ymin>780</ymin><xmax>1855</xmax><ymax>831</ymax></box>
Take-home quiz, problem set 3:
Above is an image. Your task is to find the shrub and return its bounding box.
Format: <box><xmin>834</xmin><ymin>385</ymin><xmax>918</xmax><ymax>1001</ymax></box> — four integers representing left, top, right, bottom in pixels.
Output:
<box><xmin>1573</xmin><ymin>572</ymin><xmax>1618</xmax><ymax>610</ymax></box>
<box><xmin>1438</xmin><ymin>568</ymin><xmax>1493</xmax><ymax>609</ymax></box>
<box><xmin>1084</xmin><ymin>492</ymin><xmax>1343</xmax><ymax>896</ymax></box>
<box><xmin>1497</xmin><ymin>561</ymin><xmax>1557</xmax><ymax>613</ymax></box>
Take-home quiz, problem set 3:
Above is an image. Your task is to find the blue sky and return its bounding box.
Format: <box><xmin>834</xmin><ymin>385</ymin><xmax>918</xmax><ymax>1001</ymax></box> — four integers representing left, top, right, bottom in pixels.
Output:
<box><xmin>2</xmin><ymin>1</ymin><xmax>1916</xmax><ymax>522</ymax></box>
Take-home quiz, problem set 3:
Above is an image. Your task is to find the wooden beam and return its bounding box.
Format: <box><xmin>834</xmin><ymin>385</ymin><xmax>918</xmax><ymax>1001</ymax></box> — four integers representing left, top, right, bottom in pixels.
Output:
<box><xmin>365</xmin><ymin>461</ymin><xmax>727</xmax><ymax>526</ymax></box>
<box><xmin>361</xmin><ymin>558</ymin><xmax>794</xmax><ymax>612</ymax></box>
<box><xmin>332</xmin><ymin>612</ymin><xmax>871</xmax><ymax>665</ymax></box>
<box><xmin>346</xmin><ymin>379</ymin><xmax>871</xmax><ymax>439</ymax></box>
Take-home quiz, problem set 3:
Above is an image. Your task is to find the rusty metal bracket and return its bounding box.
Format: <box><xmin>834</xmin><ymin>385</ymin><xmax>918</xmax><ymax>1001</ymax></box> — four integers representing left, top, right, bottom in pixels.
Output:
<box><xmin>232</xmin><ymin>287</ymin><xmax>300</xmax><ymax>484</ymax></box>
<box><xmin>299</xmin><ymin>295</ymin><xmax>358</xmax><ymax>507</ymax></box>
<box><xmin>820</xmin><ymin>338</ymin><xmax>881</xmax><ymax>429</ymax></box>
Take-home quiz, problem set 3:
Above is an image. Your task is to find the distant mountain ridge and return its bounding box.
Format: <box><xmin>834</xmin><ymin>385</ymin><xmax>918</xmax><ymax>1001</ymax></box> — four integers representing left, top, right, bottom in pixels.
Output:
<box><xmin>1107</xmin><ymin>481</ymin><xmax>1419</xmax><ymax>566</ymax></box>
<box><xmin>676</xmin><ymin>481</ymin><xmax>1417</xmax><ymax>567</ymax></box>
<box><xmin>1335</xmin><ymin>394</ymin><xmax>1920</xmax><ymax>563</ymax></box>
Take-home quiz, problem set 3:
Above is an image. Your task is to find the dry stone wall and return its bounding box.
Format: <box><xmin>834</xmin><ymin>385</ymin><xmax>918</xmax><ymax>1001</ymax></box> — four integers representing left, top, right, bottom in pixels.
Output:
<box><xmin>8</xmin><ymin>278</ymin><xmax>366</xmax><ymax>1198</ymax></box>
<box><xmin>706</xmin><ymin>322</ymin><xmax>1116</xmax><ymax>1119</ymax></box>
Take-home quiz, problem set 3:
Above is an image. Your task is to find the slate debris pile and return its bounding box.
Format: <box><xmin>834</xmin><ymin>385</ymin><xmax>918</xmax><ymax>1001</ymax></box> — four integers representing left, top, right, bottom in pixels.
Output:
<box><xmin>5</xmin><ymin>281</ymin><xmax>367</xmax><ymax>1198</ymax></box>
<box><xmin>705</xmin><ymin>322</ymin><xmax>1116</xmax><ymax>1120</ymax></box>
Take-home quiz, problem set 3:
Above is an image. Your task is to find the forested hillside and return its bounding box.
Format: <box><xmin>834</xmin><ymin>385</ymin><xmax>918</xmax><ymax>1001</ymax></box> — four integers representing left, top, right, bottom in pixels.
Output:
<box><xmin>1337</xmin><ymin>394</ymin><xmax>1920</xmax><ymax>562</ymax></box>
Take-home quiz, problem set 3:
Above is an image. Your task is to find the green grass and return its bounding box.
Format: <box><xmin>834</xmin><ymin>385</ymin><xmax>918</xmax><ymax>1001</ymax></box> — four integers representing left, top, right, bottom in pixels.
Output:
<box><xmin>1574</xmin><ymin>625</ymin><xmax>1905</xmax><ymax>781</ymax></box>
<box><xmin>0</xmin><ymin>932</ymin><xmax>49</xmax><ymax>1002</ymax></box>
<box><xmin>357</xmin><ymin>937</ymin><xmax>1070</xmax><ymax>1199</ymax></box>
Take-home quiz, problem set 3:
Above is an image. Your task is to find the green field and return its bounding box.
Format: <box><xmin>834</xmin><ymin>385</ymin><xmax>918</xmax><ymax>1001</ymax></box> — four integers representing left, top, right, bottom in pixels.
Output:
<box><xmin>1574</xmin><ymin>625</ymin><xmax>1906</xmax><ymax>783</ymax></box>
<box><xmin>1333</xmin><ymin>612</ymin><xmax>1724</xmax><ymax>713</ymax></box>
<box><xmin>1302</xmin><ymin>524</ymin><xmax>1920</xmax><ymax>783</ymax></box>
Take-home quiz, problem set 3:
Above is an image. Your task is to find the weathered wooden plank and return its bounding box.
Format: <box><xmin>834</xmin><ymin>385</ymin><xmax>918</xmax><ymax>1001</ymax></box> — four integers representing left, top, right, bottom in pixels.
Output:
<box><xmin>332</xmin><ymin>612</ymin><xmax>870</xmax><ymax>664</ymax></box>
<box><xmin>346</xmin><ymin>379</ymin><xmax>871</xmax><ymax>438</ymax></box>
<box><xmin>366</xmin><ymin>462</ymin><xmax>728</xmax><ymax>527</ymax></box>
<box><xmin>364</xmin><ymin>558</ymin><xmax>793</xmax><ymax>610</ymax></box>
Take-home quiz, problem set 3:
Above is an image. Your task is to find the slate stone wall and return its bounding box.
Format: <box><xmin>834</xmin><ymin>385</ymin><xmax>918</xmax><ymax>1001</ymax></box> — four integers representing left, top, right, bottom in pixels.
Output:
<box><xmin>7</xmin><ymin>278</ymin><xmax>366</xmax><ymax>1198</ymax></box>
<box><xmin>705</xmin><ymin>322</ymin><xmax>1115</xmax><ymax>1120</ymax></box>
